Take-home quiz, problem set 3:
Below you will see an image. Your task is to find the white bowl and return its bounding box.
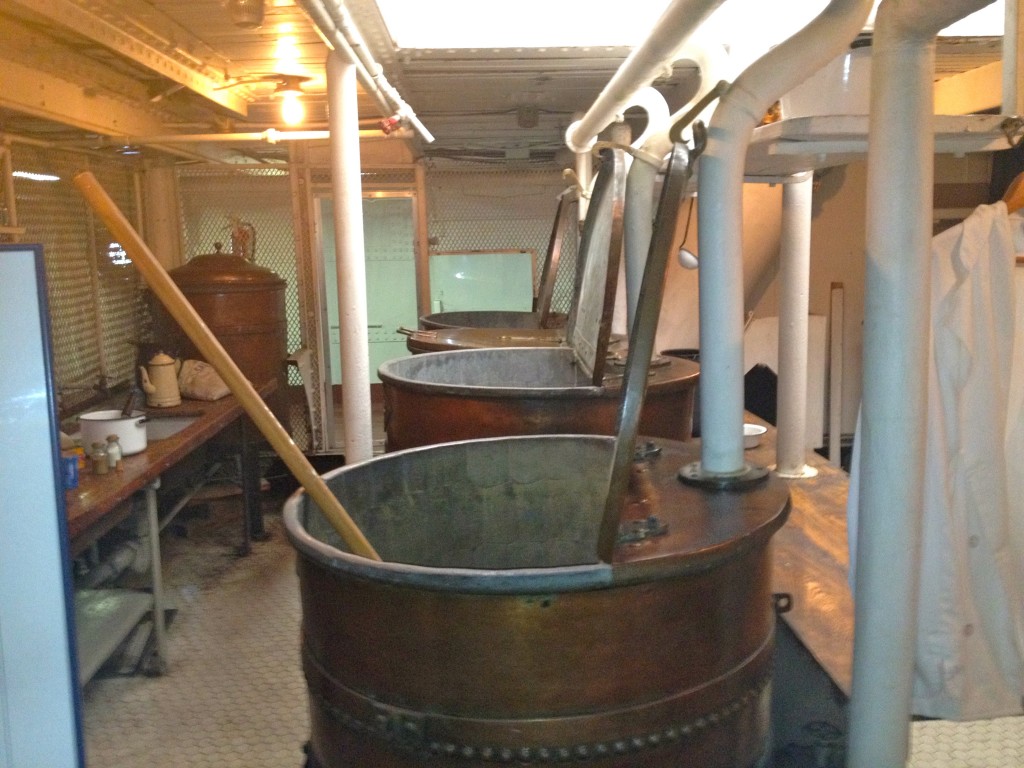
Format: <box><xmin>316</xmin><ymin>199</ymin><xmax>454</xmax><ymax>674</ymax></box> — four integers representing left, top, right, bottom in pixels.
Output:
<box><xmin>78</xmin><ymin>409</ymin><xmax>148</xmax><ymax>455</ymax></box>
<box><xmin>743</xmin><ymin>423</ymin><xmax>767</xmax><ymax>449</ymax></box>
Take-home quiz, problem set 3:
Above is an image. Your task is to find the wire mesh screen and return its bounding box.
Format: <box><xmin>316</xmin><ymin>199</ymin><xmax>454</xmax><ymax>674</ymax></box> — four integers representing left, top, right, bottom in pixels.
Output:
<box><xmin>176</xmin><ymin>167</ymin><xmax>300</xmax><ymax>362</ymax></box>
<box><xmin>11</xmin><ymin>146</ymin><xmax>144</xmax><ymax>415</ymax></box>
<box><xmin>175</xmin><ymin>166</ymin><xmax>304</xmax><ymax>442</ymax></box>
<box><xmin>423</xmin><ymin>165</ymin><xmax>579</xmax><ymax>313</ymax></box>
<box><xmin>308</xmin><ymin>166</ymin><xmax>416</xmax><ymax>189</ymax></box>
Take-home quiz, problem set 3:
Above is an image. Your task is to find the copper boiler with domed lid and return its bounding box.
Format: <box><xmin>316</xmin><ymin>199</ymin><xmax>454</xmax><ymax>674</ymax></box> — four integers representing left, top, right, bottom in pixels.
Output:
<box><xmin>152</xmin><ymin>239</ymin><xmax>288</xmax><ymax>425</ymax></box>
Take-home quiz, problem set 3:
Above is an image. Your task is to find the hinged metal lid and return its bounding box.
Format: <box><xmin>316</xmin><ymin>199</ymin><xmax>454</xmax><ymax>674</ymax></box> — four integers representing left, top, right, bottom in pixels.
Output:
<box><xmin>566</xmin><ymin>148</ymin><xmax>627</xmax><ymax>385</ymax></box>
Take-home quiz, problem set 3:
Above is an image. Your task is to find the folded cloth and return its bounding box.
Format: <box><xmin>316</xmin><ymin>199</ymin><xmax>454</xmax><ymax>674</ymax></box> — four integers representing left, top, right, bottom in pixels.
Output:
<box><xmin>177</xmin><ymin>359</ymin><xmax>230</xmax><ymax>401</ymax></box>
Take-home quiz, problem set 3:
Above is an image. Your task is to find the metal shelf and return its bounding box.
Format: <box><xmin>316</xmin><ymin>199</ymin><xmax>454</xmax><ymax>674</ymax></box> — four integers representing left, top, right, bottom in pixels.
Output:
<box><xmin>744</xmin><ymin>114</ymin><xmax>1017</xmax><ymax>179</ymax></box>
<box><xmin>75</xmin><ymin>588</ymin><xmax>153</xmax><ymax>684</ymax></box>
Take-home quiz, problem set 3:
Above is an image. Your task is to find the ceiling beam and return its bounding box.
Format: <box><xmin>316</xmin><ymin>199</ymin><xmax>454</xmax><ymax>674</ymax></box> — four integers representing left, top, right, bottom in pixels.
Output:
<box><xmin>7</xmin><ymin>0</ymin><xmax>249</xmax><ymax>117</ymax></box>
<box><xmin>0</xmin><ymin>58</ymin><xmax>169</xmax><ymax>137</ymax></box>
<box><xmin>934</xmin><ymin>61</ymin><xmax>1002</xmax><ymax>115</ymax></box>
<box><xmin>0</xmin><ymin>16</ymin><xmax>151</xmax><ymax>103</ymax></box>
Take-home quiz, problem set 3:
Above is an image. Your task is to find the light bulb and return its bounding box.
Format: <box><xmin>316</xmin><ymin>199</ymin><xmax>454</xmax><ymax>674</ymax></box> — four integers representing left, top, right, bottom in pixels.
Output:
<box><xmin>281</xmin><ymin>91</ymin><xmax>304</xmax><ymax>126</ymax></box>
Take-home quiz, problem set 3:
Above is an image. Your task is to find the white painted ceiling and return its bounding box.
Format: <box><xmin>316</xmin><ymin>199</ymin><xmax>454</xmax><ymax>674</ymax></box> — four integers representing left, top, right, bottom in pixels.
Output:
<box><xmin>0</xmin><ymin>0</ymin><xmax>1003</xmax><ymax>167</ymax></box>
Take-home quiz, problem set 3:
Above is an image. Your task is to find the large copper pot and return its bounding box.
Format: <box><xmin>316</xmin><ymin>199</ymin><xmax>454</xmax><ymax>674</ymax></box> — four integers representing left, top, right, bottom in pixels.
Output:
<box><xmin>284</xmin><ymin>434</ymin><xmax>789</xmax><ymax>768</ymax></box>
<box><xmin>418</xmin><ymin>309</ymin><xmax>567</xmax><ymax>331</ymax></box>
<box><xmin>153</xmin><ymin>242</ymin><xmax>288</xmax><ymax>424</ymax></box>
<box><xmin>403</xmin><ymin>325</ymin><xmax>567</xmax><ymax>354</ymax></box>
<box><xmin>379</xmin><ymin>347</ymin><xmax>698</xmax><ymax>450</ymax></box>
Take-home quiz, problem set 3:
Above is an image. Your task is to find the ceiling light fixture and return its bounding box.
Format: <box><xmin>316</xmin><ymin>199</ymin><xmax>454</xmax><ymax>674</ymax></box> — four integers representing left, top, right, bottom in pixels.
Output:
<box><xmin>275</xmin><ymin>75</ymin><xmax>307</xmax><ymax>126</ymax></box>
<box><xmin>214</xmin><ymin>72</ymin><xmax>311</xmax><ymax>126</ymax></box>
<box><xmin>226</xmin><ymin>0</ymin><xmax>265</xmax><ymax>30</ymax></box>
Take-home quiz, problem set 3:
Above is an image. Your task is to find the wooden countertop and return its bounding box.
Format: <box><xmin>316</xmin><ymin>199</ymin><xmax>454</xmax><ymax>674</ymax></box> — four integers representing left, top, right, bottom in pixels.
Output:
<box><xmin>65</xmin><ymin>387</ymin><xmax>269</xmax><ymax>552</ymax></box>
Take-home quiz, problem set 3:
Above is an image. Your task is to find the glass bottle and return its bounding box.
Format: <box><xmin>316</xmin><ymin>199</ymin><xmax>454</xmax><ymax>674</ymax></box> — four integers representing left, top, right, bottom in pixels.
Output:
<box><xmin>106</xmin><ymin>434</ymin><xmax>123</xmax><ymax>471</ymax></box>
<box><xmin>90</xmin><ymin>441</ymin><xmax>109</xmax><ymax>475</ymax></box>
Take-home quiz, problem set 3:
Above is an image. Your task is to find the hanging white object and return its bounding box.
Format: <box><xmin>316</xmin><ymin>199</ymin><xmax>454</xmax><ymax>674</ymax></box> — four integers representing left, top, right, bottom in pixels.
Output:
<box><xmin>916</xmin><ymin>202</ymin><xmax>1024</xmax><ymax>720</ymax></box>
<box><xmin>677</xmin><ymin>247</ymin><xmax>699</xmax><ymax>269</ymax></box>
<box><xmin>849</xmin><ymin>202</ymin><xmax>1024</xmax><ymax>721</ymax></box>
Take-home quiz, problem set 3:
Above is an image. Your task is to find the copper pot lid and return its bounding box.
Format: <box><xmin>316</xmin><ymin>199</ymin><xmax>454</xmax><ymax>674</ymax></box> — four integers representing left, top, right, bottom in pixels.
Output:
<box><xmin>406</xmin><ymin>150</ymin><xmax>628</xmax><ymax>379</ymax></box>
<box><xmin>169</xmin><ymin>242</ymin><xmax>286</xmax><ymax>289</ymax></box>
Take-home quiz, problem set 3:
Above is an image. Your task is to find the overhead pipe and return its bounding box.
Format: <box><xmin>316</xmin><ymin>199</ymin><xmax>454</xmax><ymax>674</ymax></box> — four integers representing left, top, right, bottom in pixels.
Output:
<box><xmin>326</xmin><ymin>52</ymin><xmax>374</xmax><ymax>465</ymax></box>
<box><xmin>0</xmin><ymin>129</ymin><xmax>229</xmax><ymax>164</ymax></box>
<box><xmin>693</xmin><ymin>0</ymin><xmax>874</xmax><ymax>479</ymax></box>
<box><xmin>66</xmin><ymin>128</ymin><xmax>411</xmax><ymax>147</ymax></box>
<box><xmin>564</xmin><ymin>0</ymin><xmax>729</xmax><ymax>155</ymax></box>
<box><xmin>297</xmin><ymin>0</ymin><xmax>434</xmax><ymax>143</ymax></box>
<box><xmin>847</xmin><ymin>2</ymin><xmax>996</xmax><ymax>767</ymax></box>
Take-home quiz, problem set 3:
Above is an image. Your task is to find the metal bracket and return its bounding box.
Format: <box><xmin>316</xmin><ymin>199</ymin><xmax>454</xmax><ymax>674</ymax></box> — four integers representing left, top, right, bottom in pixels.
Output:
<box><xmin>677</xmin><ymin>462</ymin><xmax>769</xmax><ymax>490</ymax></box>
<box><xmin>634</xmin><ymin>440</ymin><xmax>662</xmax><ymax>461</ymax></box>
<box><xmin>617</xmin><ymin>515</ymin><xmax>669</xmax><ymax>544</ymax></box>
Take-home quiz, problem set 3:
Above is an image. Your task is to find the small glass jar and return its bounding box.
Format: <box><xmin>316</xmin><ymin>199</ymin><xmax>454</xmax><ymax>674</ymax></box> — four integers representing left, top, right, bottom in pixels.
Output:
<box><xmin>105</xmin><ymin>434</ymin><xmax>123</xmax><ymax>471</ymax></box>
<box><xmin>90</xmin><ymin>441</ymin><xmax>109</xmax><ymax>475</ymax></box>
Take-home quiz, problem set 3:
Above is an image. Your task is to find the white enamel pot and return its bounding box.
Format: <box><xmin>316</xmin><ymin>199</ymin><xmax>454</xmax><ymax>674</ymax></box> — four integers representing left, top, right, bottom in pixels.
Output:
<box><xmin>78</xmin><ymin>409</ymin><xmax>148</xmax><ymax>456</ymax></box>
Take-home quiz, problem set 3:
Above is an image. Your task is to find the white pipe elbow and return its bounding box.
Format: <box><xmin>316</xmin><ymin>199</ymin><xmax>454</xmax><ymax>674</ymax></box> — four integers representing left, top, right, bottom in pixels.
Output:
<box><xmin>628</xmin><ymin>87</ymin><xmax>671</xmax><ymax>153</ymax></box>
<box><xmin>879</xmin><ymin>0</ymin><xmax>996</xmax><ymax>40</ymax></box>
<box><xmin>565</xmin><ymin>121</ymin><xmax>597</xmax><ymax>155</ymax></box>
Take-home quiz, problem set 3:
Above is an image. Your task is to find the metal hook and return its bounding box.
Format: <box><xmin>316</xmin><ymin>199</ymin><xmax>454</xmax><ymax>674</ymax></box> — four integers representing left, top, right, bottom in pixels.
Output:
<box><xmin>668</xmin><ymin>81</ymin><xmax>729</xmax><ymax>145</ymax></box>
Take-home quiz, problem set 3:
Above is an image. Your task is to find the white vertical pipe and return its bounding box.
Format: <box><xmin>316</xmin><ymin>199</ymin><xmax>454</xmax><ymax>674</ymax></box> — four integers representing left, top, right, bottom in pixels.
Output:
<box><xmin>623</xmin><ymin>89</ymin><xmax>669</xmax><ymax>331</ymax></box>
<box><xmin>576</xmin><ymin>147</ymin><xmax>592</xmax><ymax>225</ymax></box>
<box><xmin>1004</xmin><ymin>0</ymin><xmax>1023</xmax><ymax>114</ymax></box>
<box><xmin>848</xmin><ymin>2</ymin><xmax>996</xmax><ymax>767</ymax></box>
<box><xmin>697</xmin><ymin>0</ymin><xmax>875</xmax><ymax>476</ymax></box>
<box><xmin>775</xmin><ymin>172</ymin><xmax>814</xmax><ymax>477</ymax></box>
<box><xmin>624</xmin><ymin>159</ymin><xmax>658</xmax><ymax>331</ymax></box>
<box><xmin>326</xmin><ymin>52</ymin><xmax>373</xmax><ymax>464</ymax></box>
<box><xmin>828</xmin><ymin>282</ymin><xmax>845</xmax><ymax>467</ymax></box>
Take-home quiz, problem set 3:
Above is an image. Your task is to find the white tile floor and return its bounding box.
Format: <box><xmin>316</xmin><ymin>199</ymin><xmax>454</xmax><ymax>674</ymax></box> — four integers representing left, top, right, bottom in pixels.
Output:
<box><xmin>911</xmin><ymin>717</ymin><xmax>1024</xmax><ymax>768</ymax></box>
<box><xmin>81</xmin><ymin>504</ymin><xmax>310</xmax><ymax>768</ymax></box>
<box><xmin>78</xmin><ymin>484</ymin><xmax>1024</xmax><ymax>768</ymax></box>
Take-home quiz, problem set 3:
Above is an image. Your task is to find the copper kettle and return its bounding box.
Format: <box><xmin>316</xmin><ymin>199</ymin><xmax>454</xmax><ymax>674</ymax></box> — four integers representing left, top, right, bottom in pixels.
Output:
<box><xmin>139</xmin><ymin>351</ymin><xmax>182</xmax><ymax>407</ymax></box>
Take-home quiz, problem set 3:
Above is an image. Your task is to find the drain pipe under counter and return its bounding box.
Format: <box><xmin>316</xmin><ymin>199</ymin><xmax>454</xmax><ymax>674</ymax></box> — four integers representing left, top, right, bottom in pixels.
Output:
<box><xmin>694</xmin><ymin>0</ymin><xmax>874</xmax><ymax>479</ymax></box>
<box><xmin>848</xmin><ymin>1</ymin><xmax>997</xmax><ymax>767</ymax></box>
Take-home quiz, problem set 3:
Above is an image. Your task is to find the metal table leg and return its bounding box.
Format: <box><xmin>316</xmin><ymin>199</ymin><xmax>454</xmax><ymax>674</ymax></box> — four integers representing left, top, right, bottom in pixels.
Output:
<box><xmin>144</xmin><ymin>480</ymin><xmax>167</xmax><ymax>674</ymax></box>
<box><xmin>238</xmin><ymin>416</ymin><xmax>266</xmax><ymax>555</ymax></box>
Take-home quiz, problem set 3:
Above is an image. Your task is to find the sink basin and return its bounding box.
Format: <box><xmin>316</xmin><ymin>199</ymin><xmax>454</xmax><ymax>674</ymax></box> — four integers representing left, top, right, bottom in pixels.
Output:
<box><xmin>146</xmin><ymin>416</ymin><xmax>199</xmax><ymax>440</ymax></box>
